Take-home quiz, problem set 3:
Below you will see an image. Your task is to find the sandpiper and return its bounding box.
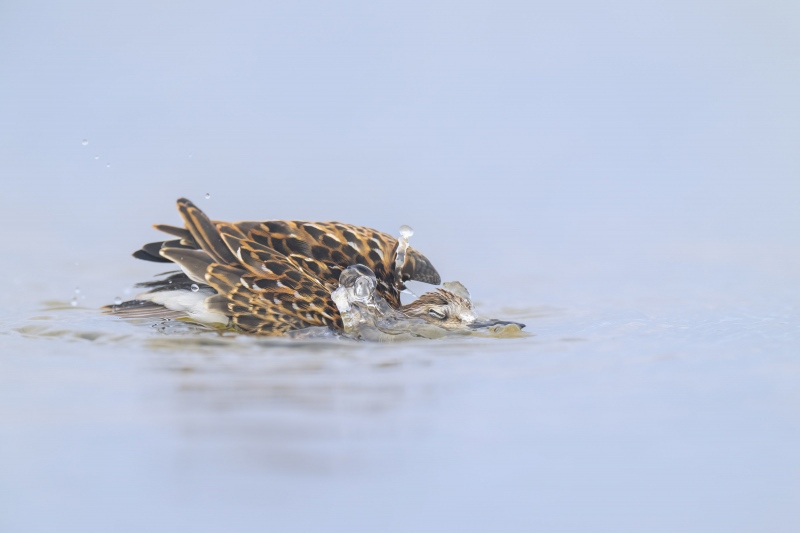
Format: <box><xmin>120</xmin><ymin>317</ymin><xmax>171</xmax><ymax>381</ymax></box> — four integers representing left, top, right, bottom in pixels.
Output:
<box><xmin>105</xmin><ymin>198</ymin><xmax>524</xmax><ymax>337</ymax></box>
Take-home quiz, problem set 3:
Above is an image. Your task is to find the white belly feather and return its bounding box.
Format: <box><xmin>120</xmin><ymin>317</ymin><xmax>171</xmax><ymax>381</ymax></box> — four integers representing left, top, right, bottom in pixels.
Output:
<box><xmin>139</xmin><ymin>288</ymin><xmax>229</xmax><ymax>326</ymax></box>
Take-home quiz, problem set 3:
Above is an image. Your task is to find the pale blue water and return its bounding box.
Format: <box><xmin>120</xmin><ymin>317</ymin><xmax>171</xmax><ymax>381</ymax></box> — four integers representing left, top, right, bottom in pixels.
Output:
<box><xmin>2</xmin><ymin>1</ymin><xmax>799</xmax><ymax>532</ymax></box>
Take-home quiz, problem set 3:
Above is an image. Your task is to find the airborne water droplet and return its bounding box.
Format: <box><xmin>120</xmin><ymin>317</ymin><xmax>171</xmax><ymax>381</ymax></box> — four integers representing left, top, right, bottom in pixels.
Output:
<box><xmin>394</xmin><ymin>225</ymin><xmax>413</xmax><ymax>273</ymax></box>
<box><xmin>94</xmin><ymin>155</ymin><xmax>100</xmax><ymax>160</ymax></box>
<box><xmin>106</xmin><ymin>164</ymin><xmax>111</xmax><ymax>168</ymax></box>
<box><xmin>114</xmin><ymin>297</ymin><xmax>122</xmax><ymax>305</ymax></box>
<box><xmin>81</xmin><ymin>139</ymin><xmax>88</xmax><ymax>146</ymax></box>
<box><xmin>70</xmin><ymin>297</ymin><xmax>78</xmax><ymax>307</ymax></box>
<box><xmin>191</xmin><ymin>284</ymin><xmax>199</xmax><ymax>292</ymax></box>
<box><xmin>205</xmin><ymin>192</ymin><xmax>211</xmax><ymax>200</ymax></box>
<box><xmin>74</xmin><ymin>287</ymin><xmax>80</xmax><ymax>294</ymax></box>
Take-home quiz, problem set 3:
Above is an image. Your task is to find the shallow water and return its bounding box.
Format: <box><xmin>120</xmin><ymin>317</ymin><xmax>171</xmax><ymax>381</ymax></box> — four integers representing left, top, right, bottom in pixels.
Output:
<box><xmin>3</xmin><ymin>1</ymin><xmax>800</xmax><ymax>531</ymax></box>
<box><xmin>2</xmin><ymin>270</ymin><xmax>799</xmax><ymax>532</ymax></box>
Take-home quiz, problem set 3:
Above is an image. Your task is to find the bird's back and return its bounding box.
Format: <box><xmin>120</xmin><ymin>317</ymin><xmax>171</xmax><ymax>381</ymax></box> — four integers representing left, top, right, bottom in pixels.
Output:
<box><xmin>120</xmin><ymin>198</ymin><xmax>441</xmax><ymax>335</ymax></box>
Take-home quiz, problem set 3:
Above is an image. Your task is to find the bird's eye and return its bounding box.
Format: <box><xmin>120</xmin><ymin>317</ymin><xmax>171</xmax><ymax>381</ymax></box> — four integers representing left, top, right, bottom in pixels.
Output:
<box><xmin>428</xmin><ymin>309</ymin><xmax>446</xmax><ymax>320</ymax></box>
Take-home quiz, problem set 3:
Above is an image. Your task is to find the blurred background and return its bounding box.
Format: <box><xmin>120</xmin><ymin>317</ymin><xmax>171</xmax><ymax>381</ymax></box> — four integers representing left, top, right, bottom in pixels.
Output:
<box><xmin>2</xmin><ymin>0</ymin><xmax>798</xmax><ymax>306</ymax></box>
<box><xmin>1</xmin><ymin>1</ymin><xmax>799</xmax><ymax>532</ymax></box>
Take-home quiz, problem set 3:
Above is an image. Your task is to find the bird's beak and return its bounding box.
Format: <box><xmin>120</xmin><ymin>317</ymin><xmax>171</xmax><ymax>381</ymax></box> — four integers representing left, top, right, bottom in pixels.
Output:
<box><xmin>468</xmin><ymin>319</ymin><xmax>526</xmax><ymax>330</ymax></box>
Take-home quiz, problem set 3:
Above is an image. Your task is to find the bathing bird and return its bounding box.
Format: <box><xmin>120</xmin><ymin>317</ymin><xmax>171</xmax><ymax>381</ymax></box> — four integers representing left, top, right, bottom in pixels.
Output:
<box><xmin>105</xmin><ymin>198</ymin><xmax>501</xmax><ymax>336</ymax></box>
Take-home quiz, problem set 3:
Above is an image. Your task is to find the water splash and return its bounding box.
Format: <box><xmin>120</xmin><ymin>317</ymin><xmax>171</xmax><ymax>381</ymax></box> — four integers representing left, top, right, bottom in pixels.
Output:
<box><xmin>394</xmin><ymin>224</ymin><xmax>413</xmax><ymax>279</ymax></box>
<box><xmin>333</xmin><ymin>266</ymin><xmax>528</xmax><ymax>340</ymax></box>
<box><xmin>331</xmin><ymin>265</ymin><xmax>450</xmax><ymax>341</ymax></box>
<box><xmin>441</xmin><ymin>281</ymin><xmax>471</xmax><ymax>301</ymax></box>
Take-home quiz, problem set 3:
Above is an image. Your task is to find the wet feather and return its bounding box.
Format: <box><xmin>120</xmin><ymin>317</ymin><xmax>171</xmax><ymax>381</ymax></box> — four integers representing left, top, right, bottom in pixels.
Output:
<box><xmin>107</xmin><ymin>198</ymin><xmax>443</xmax><ymax>336</ymax></box>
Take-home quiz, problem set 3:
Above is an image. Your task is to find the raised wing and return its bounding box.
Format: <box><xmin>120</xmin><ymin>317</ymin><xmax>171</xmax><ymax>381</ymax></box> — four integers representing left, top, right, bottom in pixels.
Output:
<box><xmin>134</xmin><ymin>198</ymin><xmax>441</xmax><ymax>308</ymax></box>
<box><xmin>122</xmin><ymin>198</ymin><xmax>442</xmax><ymax>334</ymax></box>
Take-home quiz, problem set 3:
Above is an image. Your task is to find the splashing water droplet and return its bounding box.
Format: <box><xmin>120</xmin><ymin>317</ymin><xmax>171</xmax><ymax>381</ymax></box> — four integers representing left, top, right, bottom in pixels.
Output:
<box><xmin>114</xmin><ymin>297</ymin><xmax>122</xmax><ymax>305</ymax></box>
<box><xmin>94</xmin><ymin>155</ymin><xmax>100</xmax><ymax>160</ymax></box>
<box><xmin>81</xmin><ymin>139</ymin><xmax>88</xmax><ymax>146</ymax></box>
<box><xmin>106</xmin><ymin>164</ymin><xmax>111</xmax><ymax>168</ymax></box>
<box><xmin>70</xmin><ymin>297</ymin><xmax>78</xmax><ymax>307</ymax></box>
<box><xmin>394</xmin><ymin>224</ymin><xmax>413</xmax><ymax>274</ymax></box>
<box><xmin>74</xmin><ymin>287</ymin><xmax>80</xmax><ymax>294</ymax></box>
<box><xmin>442</xmin><ymin>281</ymin><xmax>472</xmax><ymax>302</ymax></box>
<box><xmin>191</xmin><ymin>284</ymin><xmax>199</xmax><ymax>292</ymax></box>
<box><xmin>401</xmin><ymin>287</ymin><xmax>418</xmax><ymax>298</ymax></box>
<box><xmin>205</xmin><ymin>192</ymin><xmax>211</xmax><ymax>200</ymax></box>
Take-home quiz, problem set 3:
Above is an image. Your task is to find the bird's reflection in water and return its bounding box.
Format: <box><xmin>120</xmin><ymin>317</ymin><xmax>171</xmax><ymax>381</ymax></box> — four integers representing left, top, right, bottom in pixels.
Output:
<box><xmin>147</xmin><ymin>336</ymin><xmax>442</xmax><ymax>475</ymax></box>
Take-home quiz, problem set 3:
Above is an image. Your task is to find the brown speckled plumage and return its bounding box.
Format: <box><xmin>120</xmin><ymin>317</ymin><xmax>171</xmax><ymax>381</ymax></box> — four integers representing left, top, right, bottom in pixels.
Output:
<box><xmin>111</xmin><ymin>198</ymin><xmax>442</xmax><ymax>336</ymax></box>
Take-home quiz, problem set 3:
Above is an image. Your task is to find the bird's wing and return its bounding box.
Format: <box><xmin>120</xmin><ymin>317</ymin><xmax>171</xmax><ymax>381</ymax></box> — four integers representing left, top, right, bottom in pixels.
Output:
<box><xmin>203</xmin><ymin>230</ymin><xmax>342</xmax><ymax>335</ymax></box>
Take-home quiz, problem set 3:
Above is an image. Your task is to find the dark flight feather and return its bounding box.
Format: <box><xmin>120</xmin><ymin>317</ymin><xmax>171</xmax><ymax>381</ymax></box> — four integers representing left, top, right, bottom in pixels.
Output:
<box><xmin>101</xmin><ymin>299</ymin><xmax>186</xmax><ymax>319</ymax></box>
